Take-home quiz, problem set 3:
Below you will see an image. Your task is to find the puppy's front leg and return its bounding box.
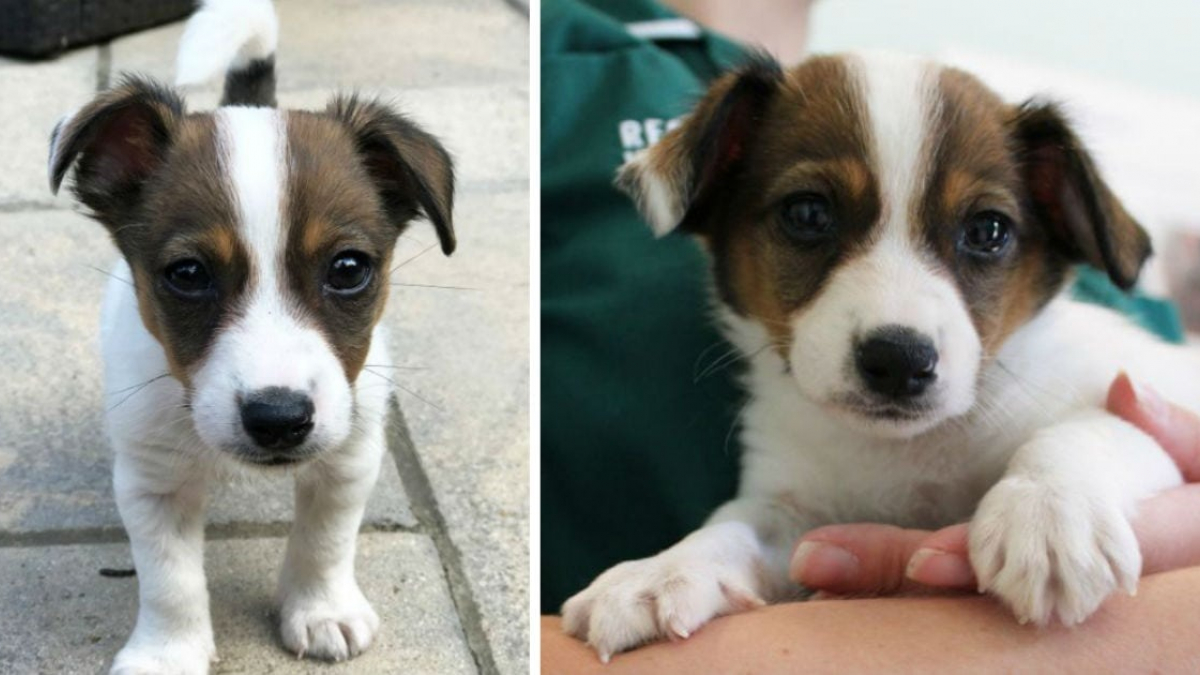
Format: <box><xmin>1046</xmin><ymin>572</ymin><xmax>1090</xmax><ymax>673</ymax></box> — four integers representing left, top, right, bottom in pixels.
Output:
<box><xmin>970</xmin><ymin>409</ymin><xmax>1183</xmax><ymax>626</ymax></box>
<box><xmin>562</xmin><ymin>498</ymin><xmax>807</xmax><ymax>661</ymax></box>
<box><xmin>110</xmin><ymin>451</ymin><xmax>214</xmax><ymax>675</ymax></box>
<box><xmin>277</xmin><ymin>426</ymin><xmax>384</xmax><ymax>662</ymax></box>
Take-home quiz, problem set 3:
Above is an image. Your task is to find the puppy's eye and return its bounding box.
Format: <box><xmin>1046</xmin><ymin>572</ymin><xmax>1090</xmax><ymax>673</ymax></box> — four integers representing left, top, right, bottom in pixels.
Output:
<box><xmin>326</xmin><ymin>251</ymin><xmax>373</xmax><ymax>295</ymax></box>
<box><xmin>961</xmin><ymin>211</ymin><xmax>1014</xmax><ymax>257</ymax></box>
<box><xmin>163</xmin><ymin>259</ymin><xmax>214</xmax><ymax>298</ymax></box>
<box><xmin>780</xmin><ymin>194</ymin><xmax>835</xmax><ymax>243</ymax></box>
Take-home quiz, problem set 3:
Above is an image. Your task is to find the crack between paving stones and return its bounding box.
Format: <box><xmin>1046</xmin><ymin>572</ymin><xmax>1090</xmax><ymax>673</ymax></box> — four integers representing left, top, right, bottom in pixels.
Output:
<box><xmin>0</xmin><ymin>201</ymin><xmax>68</xmax><ymax>213</ymax></box>
<box><xmin>386</xmin><ymin>396</ymin><xmax>501</xmax><ymax>675</ymax></box>
<box><xmin>0</xmin><ymin>520</ymin><xmax>419</xmax><ymax>549</ymax></box>
<box><xmin>96</xmin><ymin>42</ymin><xmax>112</xmax><ymax>92</ymax></box>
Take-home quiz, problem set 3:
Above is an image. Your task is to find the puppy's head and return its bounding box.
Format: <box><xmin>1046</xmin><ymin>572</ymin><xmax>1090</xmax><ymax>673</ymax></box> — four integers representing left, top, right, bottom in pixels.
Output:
<box><xmin>50</xmin><ymin>77</ymin><xmax>454</xmax><ymax>464</ymax></box>
<box><xmin>618</xmin><ymin>53</ymin><xmax>1148</xmax><ymax>438</ymax></box>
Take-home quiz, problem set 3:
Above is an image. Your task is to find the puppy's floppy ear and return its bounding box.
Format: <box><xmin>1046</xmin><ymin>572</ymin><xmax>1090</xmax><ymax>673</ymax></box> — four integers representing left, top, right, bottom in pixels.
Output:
<box><xmin>49</xmin><ymin>76</ymin><xmax>184</xmax><ymax>226</ymax></box>
<box><xmin>327</xmin><ymin>96</ymin><xmax>456</xmax><ymax>254</ymax></box>
<box><xmin>1010</xmin><ymin>101</ymin><xmax>1150</xmax><ymax>290</ymax></box>
<box><xmin>616</xmin><ymin>54</ymin><xmax>783</xmax><ymax>238</ymax></box>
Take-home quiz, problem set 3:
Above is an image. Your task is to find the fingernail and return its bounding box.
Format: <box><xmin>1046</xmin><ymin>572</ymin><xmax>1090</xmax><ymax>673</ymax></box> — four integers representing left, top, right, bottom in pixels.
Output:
<box><xmin>906</xmin><ymin>548</ymin><xmax>975</xmax><ymax>586</ymax></box>
<box><xmin>791</xmin><ymin>541</ymin><xmax>859</xmax><ymax>586</ymax></box>
<box><xmin>1126</xmin><ymin>372</ymin><xmax>1167</xmax><ymax>418</ymax></box>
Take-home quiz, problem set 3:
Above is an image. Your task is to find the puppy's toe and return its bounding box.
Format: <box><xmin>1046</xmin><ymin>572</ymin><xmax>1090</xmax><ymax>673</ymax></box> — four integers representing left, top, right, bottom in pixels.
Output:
<box><xmin>280</xmin><ymin>585</ymin><xmax>380</xmax><ymax>662</ymax></box>
<box><xmin>969</xmin><ymin>475</ymin><xmax>1139</xmax><ymax>627</ymax></box>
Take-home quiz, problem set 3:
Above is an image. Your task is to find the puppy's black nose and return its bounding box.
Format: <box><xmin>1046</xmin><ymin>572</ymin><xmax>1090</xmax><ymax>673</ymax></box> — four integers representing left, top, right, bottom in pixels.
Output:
<box><xmin>855</xmin><ymin>326</ymin><xmax>938</xmax><ymax>399</ymax></box>
<box><xmin>240</xmin><ymin>387</ymin><xmax>314</xmax><ymax>450</ymax></box>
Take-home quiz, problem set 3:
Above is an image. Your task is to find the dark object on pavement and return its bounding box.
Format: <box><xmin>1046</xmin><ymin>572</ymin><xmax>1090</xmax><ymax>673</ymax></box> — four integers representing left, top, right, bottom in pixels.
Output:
<box><xmin>0</xmin><ymin>0</ymin><xmax>193</xmax><ymax>58</ymax></box>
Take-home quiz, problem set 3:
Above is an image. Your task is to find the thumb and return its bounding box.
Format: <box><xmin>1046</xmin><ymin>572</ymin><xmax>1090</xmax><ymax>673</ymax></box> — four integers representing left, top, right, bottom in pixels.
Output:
<box><xmin>1107</xmin><ymin>372</ymin><xmax>1200</xmax><ymax>482</ymax></box>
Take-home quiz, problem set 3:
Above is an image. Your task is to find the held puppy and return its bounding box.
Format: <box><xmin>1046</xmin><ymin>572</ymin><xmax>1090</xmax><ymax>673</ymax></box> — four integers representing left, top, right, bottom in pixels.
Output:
<box><xmin>564</xmin><ymin>52</ymin><xmax>1200</xmax><ymax>659</ymax></box>
<box><xmin>49</xmin><ymin>1</ymin><xmax>454</xmax><ymax>672</ymax></box>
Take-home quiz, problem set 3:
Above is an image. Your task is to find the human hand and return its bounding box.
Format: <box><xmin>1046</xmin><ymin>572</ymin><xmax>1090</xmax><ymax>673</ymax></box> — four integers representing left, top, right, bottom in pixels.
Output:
<box><xmin>790</xmin><ymin>372</ymin><xmax>1200</xmax><ymax>596</ymax></box>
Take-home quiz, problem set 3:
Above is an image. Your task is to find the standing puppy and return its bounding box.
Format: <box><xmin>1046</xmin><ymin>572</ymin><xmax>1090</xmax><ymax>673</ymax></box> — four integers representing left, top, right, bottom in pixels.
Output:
<box><xmin>563</xmin><ymin>52</ymin><xmax>1200</xmax><ymax>660</ymax></box>
<box><xmin>49</xmin><ymin>1</ymin><xmax>454</xmax><ymax>672</ymax></box>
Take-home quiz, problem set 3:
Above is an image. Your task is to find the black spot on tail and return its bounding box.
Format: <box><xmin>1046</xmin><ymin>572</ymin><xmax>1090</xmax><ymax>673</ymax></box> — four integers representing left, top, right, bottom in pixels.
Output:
<box><xmin>222</xmin><ymin>56</ymin><xmax>277</xmax><ymax>107</ymax></box>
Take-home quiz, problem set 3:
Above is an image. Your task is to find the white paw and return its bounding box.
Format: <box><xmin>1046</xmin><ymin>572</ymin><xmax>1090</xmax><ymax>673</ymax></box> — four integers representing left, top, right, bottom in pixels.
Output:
<box><xmin>110</xmin><ymin>635</ymin><xmax>215</xmax><ymax>675</ymax></box>
<box><xmin>561</xmin><ymin>553</ymin><xmax>764</xmax><ymax>661</ymax></box>
<box><xmin>969</xmin><ymin>475</ymin><xmax>1139</xmax><ymax>626</ymax></box>
<box><xmin>280</xmin><ymin>581</ymin><xmax>380</xmax><ymax>662</ymax></box>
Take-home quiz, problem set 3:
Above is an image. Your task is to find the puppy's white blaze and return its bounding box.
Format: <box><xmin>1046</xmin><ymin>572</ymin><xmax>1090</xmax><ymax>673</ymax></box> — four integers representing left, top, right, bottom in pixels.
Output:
<box><xmin>852</xmin><ymin>51</ymin><xmax>935</xmax><ymax>229</ymax></box>
<box><xmin>783</xmin><ymin>55</ymin><xmax>980</xmax><ymax>437</ymax></box>
<box><xmin>189</xmin><ymin>108</ymin><xmax>352</xmax><ymax>454</ymax></box>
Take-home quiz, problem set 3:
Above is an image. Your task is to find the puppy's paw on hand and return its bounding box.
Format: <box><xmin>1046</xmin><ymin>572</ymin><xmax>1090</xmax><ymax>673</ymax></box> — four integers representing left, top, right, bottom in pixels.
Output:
<box><xmin>110</xmin><ymin>637</ymin><xmax>215</xmax><ymax>675</ymax></box>
<box><xmin>561</xmin><ymin>553</ymin><xmax>765</xmax><ymax>662</ymax></box>
<box><xmin>969</xmin><ymin>475</ymin><xmax>1139</xmax><ymax>626</ymax></box>
<box><xmin>280</xmin><ymin>581</ymin><xmax>380</xmax><ymax>662</ymax></box>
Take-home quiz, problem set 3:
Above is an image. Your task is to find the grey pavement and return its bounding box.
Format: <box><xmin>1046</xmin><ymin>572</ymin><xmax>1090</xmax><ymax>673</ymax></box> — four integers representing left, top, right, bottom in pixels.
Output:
<box><xmin>0</xmin><ymin>1</ymin><xmax>529</xmax><ymax>673</ymax></box>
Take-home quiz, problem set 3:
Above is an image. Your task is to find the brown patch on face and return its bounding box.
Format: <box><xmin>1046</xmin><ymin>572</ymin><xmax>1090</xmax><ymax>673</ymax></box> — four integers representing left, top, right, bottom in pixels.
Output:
<box><xmin>284</xmin><ymin>112</ymin><xmax>403</xmax><ymax>381</ymax></box>
<box><xmin>130</xmin><ymin>114</ymin><xmax>250</xmax><ymax>382</ymax></box>
<box><xmin>918</xmin><ymin>68</ymin><xmax>1073</xmax><ymax>356</ymax></box>
<box><xmin>692</xmin><ymin>56</ymin><xmax>881</xmax><ymax>354</ymax></box>
<box><xmin>49</xmin><ymin>79</ymin><xmax>251</xmax><ymax>385</ymax></box>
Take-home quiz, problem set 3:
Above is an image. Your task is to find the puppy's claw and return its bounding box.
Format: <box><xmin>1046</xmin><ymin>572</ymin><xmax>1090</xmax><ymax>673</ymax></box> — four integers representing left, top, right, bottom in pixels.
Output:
<box><xmin>667</xmin><ymin>617</ymin><xmax>690</xmax><ymax>640</ymax></box>
<box><xmin>720</xmin><ymin>580</ymin><xmax>765</xmax><ymax>611</ymax></box>
<box><xmin>599</xmin><ymin>650</ymin><xmax>611</xmax><ymax>664</ymax></box>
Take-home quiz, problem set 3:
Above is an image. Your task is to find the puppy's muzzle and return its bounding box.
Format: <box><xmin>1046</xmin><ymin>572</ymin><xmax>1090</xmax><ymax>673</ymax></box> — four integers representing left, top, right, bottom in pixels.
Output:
<box><xmin>855</xmin><ymin>326</ymin><xmax>938</xmax><ymax>400</ymax></box>
<box><xmin>240</xmin><ymin>387</ymin><xmax>315</xmax><ymax>451</ymax></box>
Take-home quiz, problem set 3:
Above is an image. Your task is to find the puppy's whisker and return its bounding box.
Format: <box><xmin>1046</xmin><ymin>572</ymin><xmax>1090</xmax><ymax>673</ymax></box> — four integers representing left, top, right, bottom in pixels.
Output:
<box><xmin>361</xmin><ymin>367</ymin><xmax>443</xmax><ymax>412</ymax></box>
<box><xmin>389</xmin><ymin>243</ymin><xmax>439</xmax><ymax>274</ymax></box>
<box><xmin>361</xmin><ymin>363</ymin><xmax>427</xmax><ymax>371</ymax></box>
<box><xmin>87</xmin><ymin>264</ymin><xmax>135</xmax><ymax>288</ymax></box>
<box><xmin>107</xmin><ymin>373</ymin><xmax>174</xmax><ymax>411</ymax></box>
<box><xmin>389</xmin><ymin>282</ymin><xmax>479</xmax><ymax>291</ymax></box>
<box><xmin>693</xmin><ymin>341</ymin><xmax>777</xmax><ymax>383</ymax></box>
<box><xmin>108</xmin><ymin>373</ymin><xmax>172</xmax><ymax>396</ymax></box>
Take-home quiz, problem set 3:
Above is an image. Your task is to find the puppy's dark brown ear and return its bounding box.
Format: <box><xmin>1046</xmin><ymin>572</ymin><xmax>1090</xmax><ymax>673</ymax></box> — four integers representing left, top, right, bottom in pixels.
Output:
<box><xmin>1010</xmin><ymin>101</ymin><xmax>1150</xmax><ymax>290</ymax></box>
<box><xmin>49</xmin><ymin>76</ymin><xmax>184</xmax><ymax>227</ymax></box>
<box><xmin>327</xmin><ymin>96</ymin><xmax>456</xmax><ymax>254</ymax></box>
<box><xmin>616</xmin><ymin>55</ymin><xmax>783</xmax><ymax>238</ymax></box>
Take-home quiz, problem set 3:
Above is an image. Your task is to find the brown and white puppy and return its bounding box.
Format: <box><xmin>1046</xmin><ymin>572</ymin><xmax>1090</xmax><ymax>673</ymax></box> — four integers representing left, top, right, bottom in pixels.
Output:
<box><xmin>48</xmin><ymin>1</ymin><xmax>453</xmax><ymax>672</ymax></box>
<box><xmin>563</xmin><ymin>51</ymin><xmax>1200</xmax><ymax>660</ymax></box>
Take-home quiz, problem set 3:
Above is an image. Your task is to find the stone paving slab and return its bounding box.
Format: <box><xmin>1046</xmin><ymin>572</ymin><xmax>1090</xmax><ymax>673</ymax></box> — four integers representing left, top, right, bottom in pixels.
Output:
<box><xmin>0</xmin><ymin>533</ymin><xmax>475</xmax><ymax>674</ymax></box>
<box><xmin>109</xmin><ymin>0</ymin><xmax>528</xmax><ymax>93</ymax></box>
<box><xmin>0</xmin><ymin>209</ymin><xmax>416</xmax><ymax>534</ymax></box>
<box><xmin>281</xmin><ymin>85</ymin><xmax>529</xmax><ymax>191</ymax></box>
<box><xmin>0</xmin><ymin>49</ymin><xmax>96</xmax><ymax>209</ymax></box>
<box><xmin>382</xmin><ymin>187</ymin><xmax>530</xmax><ymax>675</ymax></box>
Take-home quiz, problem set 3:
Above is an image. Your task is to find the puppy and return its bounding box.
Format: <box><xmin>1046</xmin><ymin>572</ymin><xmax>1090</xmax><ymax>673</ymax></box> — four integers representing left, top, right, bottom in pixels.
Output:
<box><xmin>563</xmin><ymin>52</ymin><xmax>1200</xmax><ymax>660</ymax></box>
<box><xmin>48</xmin><ymin>1</ymin><xmax>454</xmax><ymax>672</ymax></box>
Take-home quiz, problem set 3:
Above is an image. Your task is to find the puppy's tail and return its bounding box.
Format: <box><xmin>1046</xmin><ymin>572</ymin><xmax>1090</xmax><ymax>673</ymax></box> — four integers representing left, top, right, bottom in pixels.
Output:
<box><xmin>175</xmin><ymin>0</ymin><xmax>279</xmax><ymax>107</ymax></box>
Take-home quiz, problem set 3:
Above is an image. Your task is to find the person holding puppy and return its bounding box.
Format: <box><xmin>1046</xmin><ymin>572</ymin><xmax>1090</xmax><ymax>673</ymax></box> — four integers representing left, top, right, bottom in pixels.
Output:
<box><xmin>547</xmin><ymin>0</ymin><xmax>1200</xmax><ymax>667</ymax></box>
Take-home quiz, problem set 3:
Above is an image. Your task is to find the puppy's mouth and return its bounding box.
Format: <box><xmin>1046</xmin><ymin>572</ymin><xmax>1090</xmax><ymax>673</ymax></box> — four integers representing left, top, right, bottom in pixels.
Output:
<box><xmin>230</xmin><ymin>447</ymin><xmax>322</xmax><ymax>468</ymax></box>
<box><xmin>830</xmin><ymin>393</ymin><xmax>938</xmax><ymax>425</ymax></box>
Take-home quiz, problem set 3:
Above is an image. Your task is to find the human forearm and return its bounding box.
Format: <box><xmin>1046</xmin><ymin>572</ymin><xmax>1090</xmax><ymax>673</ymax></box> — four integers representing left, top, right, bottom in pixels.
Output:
<box><xmin>544</xmin><ymin>566</ymin><xmax>1200</xmax><ymax>674</ymax></box>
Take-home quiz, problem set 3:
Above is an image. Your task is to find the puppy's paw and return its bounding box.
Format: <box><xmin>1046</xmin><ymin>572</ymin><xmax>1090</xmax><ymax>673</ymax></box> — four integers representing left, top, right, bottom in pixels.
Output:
<box><xmin>280</xmin><ymin>581</ymin><xmax>380</xmax><ymax>662</ymax></box>
<box><xmin>561</xmin><ymin>553</ymin><xmax>764</xmax><ymax>662</ymax></box>
<box><xmin>110</xmin><ymin>636</ymin><xmax>215</xmax><ymax>675</ymax></box>
<box><xmin>969</xmin><ymin>475</ymin><xmax>1139</xmax><ymax>626</ymax></box>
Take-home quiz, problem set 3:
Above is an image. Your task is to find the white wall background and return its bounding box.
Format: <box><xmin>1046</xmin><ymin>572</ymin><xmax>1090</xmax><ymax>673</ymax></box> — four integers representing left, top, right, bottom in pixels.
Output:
<box><xmin>808</xmin><ymin>0</ymin><xmax>1200</xmax><ymax>100</ymax></box>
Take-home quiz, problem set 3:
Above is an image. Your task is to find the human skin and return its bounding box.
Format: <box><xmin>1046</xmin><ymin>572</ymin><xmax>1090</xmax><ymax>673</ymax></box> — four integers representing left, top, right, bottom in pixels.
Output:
<box><xmin>543</xmin><ymin>374</ymin><xmax>1200</xmax><ymax>671</ymax></box>
<box><xmin>542</xmin><ymin>568</ymin><xmax>1200</xmax><ymax>673</ymax></box>
<box><xmin>659</xmin><ymin>0</ymin><xmax>815</xmax><ymax>64</ymax></box>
